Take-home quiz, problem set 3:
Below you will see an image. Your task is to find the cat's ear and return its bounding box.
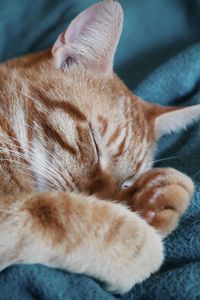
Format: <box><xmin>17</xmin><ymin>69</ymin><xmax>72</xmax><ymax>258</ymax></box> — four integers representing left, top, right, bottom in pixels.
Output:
<box><xmin>142</xmin><ymin>101</ymin><xmax>200</xmax><ymax>139</ymax></box>
<box><xmin>154</xmin><ymin>104</ymin><xmax>200</xmax><ymax>139</ymax></box>
<box><xmin>52</xmin><ymin>0</ymin><xmax>123</xmax><ymax>76</ymax></box>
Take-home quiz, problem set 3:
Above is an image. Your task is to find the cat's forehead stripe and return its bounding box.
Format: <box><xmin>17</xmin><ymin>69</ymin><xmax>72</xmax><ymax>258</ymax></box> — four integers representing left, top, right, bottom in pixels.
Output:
<box><xmin>30</xmin><ymin>87</ymin><xmax>86</xmax><ymax>122</ymax></box>
<box><xmin>43</xmin><ymin>122</ymin><xmax>77</xmax><ymax>156</ymax></box>
<box><xmin>106</xmin><ymin>126</ymin><xmax>121</xmax><ymax>147</ymax></box>
<box><xmin>97</xmin><ymin>115</ymin><xmax>108</xmax><ymax>137</ymax></box>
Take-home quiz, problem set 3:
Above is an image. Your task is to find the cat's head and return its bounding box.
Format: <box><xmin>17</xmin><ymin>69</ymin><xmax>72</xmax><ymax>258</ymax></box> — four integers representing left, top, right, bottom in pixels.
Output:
<box><xmin>10</xmin><ymin>1</ymin><xmax>199</xmax><ymax>193</ymax></box>
<box><xmin>47</xmin><ymin>0</ymin><xmax>200</xmax><ymax>191</ymax></box>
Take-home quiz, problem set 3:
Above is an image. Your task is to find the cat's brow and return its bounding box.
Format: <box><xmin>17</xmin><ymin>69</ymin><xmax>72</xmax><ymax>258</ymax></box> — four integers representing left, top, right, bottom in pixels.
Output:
<box><xmin>30</xmin><ymin>88</ymin><xmax>87</xmax><ymax>121</ymax></box>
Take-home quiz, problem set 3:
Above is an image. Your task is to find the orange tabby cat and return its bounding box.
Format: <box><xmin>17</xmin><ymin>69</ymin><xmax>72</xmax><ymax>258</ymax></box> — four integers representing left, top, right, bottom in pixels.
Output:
<box><xmin>0</xmin><ymin>0</ymin><xmax>199</xmax><ymax>294</ymax></box>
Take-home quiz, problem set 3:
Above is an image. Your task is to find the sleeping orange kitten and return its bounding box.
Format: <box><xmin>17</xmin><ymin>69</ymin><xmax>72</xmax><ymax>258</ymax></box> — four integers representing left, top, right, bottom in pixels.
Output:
<box><xmin>0</xmin><ymin>0</ymin><xmax>199</xmax><ymax>294</ymax></box>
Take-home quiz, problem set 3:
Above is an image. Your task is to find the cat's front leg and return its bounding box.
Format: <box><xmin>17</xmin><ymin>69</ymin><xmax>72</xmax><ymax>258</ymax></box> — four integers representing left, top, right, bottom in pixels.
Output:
<box><xmin>0</xmin><ymin>191</ymin><xmax>163</xmax><ymax>294</ymax></box>
<box><xmin>117</xmin><ymin>168</ymin><xmax>194</xmax><ymax>236</ymax></box>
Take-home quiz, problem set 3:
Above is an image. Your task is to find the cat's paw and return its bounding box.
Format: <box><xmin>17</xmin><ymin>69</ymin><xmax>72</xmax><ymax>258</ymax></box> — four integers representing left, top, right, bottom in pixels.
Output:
<box><xmin>96</xmin><ymin>202</ymin><xmax>164</xmax><ymax>294</ymax></box>
<box><xmin>127</xmin><ymin>168</ymin><xmax>194</xmax><ymax>236</ymax></box>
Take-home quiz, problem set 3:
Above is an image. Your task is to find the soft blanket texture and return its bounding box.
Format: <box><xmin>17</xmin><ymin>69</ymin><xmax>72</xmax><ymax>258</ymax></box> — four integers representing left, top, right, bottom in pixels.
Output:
<box><xmin>0</xmin><ymin>0</ymin><xmax>200</xmax><ymax>299</ymax></box>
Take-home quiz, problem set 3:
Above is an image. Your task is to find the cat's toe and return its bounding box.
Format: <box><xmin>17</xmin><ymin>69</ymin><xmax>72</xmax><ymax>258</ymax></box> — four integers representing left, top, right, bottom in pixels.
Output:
<box><xmin>130</xmin><ymin>168</ymin><xmax>194</xmax><ymax>236</ymax></box>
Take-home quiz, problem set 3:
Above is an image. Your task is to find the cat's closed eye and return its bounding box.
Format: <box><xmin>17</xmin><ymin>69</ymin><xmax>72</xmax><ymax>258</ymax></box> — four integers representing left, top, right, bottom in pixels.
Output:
<box><xmin>121</xmin><ymin>176</ymin><xmax>135</xmax><ymax>189</ymax></box>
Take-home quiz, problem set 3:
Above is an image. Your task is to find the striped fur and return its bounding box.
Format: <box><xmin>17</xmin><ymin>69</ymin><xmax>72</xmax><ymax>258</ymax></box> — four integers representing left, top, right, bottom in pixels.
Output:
<box><xmin>0</xmin><ymin>1</ymin><xmax>197</xmax><ymax>294</ymax></box>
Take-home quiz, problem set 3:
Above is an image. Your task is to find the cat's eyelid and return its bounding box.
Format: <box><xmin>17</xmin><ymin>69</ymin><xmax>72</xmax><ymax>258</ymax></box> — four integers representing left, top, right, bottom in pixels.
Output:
<box><xmin>121</xmin><ymin>176</ymin><xmax>136</xmax><ymax>189</ymax></box>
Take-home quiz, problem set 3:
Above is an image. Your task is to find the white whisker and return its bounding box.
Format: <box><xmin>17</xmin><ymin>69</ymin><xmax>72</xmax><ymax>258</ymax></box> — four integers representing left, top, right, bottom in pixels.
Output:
<box><xmin>13</xmin><ymin>88</ymin><xmax>49</xmax><ymax>113</ymax></box>
<box><xmin>144</xmin><ymin>156</ymin><xmax>179</xmax><ymax>169</ymax></box>
<box><xmin>0</xmin><ymin>158</ymin><xmax>57</xmax><ymax>191</ymax></box>
<box><xmin>124</xmin><ymin>99</ymin><xmax>137</xmax><ymax>117</ymax></box>
<box><xmin>0</xmin><ymin>145</ymin><xmax>64</xmax><ymax>189</ymax></box>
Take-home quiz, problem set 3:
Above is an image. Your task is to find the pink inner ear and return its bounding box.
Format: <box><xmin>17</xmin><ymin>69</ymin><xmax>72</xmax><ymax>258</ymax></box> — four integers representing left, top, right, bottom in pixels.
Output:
<box><xmin>52</xmin><ymin>4</ymin><xmax>103</xmax><ymax>55</ymax></box>
<box><xmin>67</xmin><ymin>8</ymin><xmax>96</xmax><ymax>44</ymax></box>
<box><xmin>51</xmin><ymin>1</ymin><xmax>123</xmax><ymax>74</ymax></box>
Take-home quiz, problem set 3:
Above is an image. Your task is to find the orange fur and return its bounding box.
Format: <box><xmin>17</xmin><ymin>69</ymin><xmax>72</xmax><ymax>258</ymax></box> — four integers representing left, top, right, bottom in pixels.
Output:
<box><xmin>0</xmin><ymin>0</ymin><xmax>198</xmax><ymax>294</ymax></box>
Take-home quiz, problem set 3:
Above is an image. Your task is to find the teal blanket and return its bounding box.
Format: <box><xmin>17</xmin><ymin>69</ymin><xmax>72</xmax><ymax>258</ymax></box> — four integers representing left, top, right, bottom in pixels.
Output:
<box><xmin>0</xmin><ymin>0</ymin><xmax>200</xmax><ymax>299</ymax></box>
